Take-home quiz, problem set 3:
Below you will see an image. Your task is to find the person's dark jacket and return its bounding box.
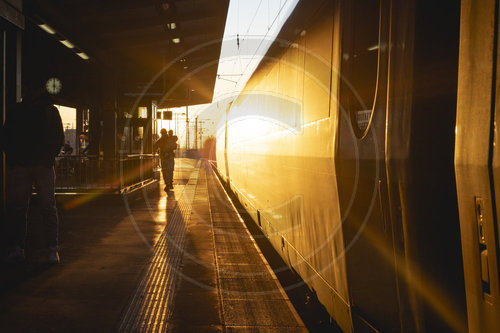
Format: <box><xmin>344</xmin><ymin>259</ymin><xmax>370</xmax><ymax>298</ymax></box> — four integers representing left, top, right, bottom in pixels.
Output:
<box><xmin>154</xmin><ymin>135</ymin><xmax>178</xmax><ymax>159</ymax></box>
<box><xmin>2</xmin><ymin>94</ymin><xmax>64</xmax><ymax>167</ymax></box>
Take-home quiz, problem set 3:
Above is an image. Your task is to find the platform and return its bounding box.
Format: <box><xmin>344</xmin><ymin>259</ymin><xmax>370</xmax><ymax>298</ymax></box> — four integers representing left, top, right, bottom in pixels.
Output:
<box><xmin>0</xmin><ymin>159</ymin><xmax>307</xmax><ymax>332</ymax></box>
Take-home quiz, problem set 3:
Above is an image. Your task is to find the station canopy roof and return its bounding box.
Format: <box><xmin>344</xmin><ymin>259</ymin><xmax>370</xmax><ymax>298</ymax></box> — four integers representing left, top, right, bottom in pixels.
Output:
<box><xmin>25</xmin><ymin>0</ymin><xmax>230</xmax><ymax>107</ymax></box>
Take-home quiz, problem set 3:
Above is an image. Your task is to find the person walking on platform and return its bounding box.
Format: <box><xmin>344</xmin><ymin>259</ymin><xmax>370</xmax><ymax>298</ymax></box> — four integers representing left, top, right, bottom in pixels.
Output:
<box><xmin>1</xmin><ymin>81</ymin><xmax>64</xmax><ymax>264</ymax></box>
<box><xmin>154</xmin><ymin>129</ymin><xmax>178</xmax><ymax>191</ymax></box>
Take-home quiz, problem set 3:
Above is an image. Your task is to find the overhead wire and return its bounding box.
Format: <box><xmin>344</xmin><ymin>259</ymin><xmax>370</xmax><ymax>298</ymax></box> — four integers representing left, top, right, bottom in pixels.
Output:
<box><xmin>217</xmin><ymin>0</ymin><xmax>293</xmax><ymax>99</ymax></box>
<box><xmin>233</xmin><ymin>0</ymin><xmax>291</xmax><ymax>92</ymax></box>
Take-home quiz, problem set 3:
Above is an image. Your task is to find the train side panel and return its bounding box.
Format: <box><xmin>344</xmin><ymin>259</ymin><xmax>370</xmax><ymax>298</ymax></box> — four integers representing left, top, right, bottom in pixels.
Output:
<box><xmin>216</xmin><ymin>1</ymin><xmax>352</xmax><ymax>331</ymax></box>
<box><xmin>216</xmin><ymin>0</ymin><xmax>466</xmax><ymax>331</ymax></box>
<box><xmin>456</xmin><ymin>0</ymin><xmax>500</xmax><ymax>331</ymax></box>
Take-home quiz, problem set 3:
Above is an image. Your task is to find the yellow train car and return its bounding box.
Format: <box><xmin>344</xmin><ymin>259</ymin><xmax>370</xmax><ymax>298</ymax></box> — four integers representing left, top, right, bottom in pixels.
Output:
<box><xmin>215</xmin><ymin>0</ymin><xmax>477</xmax><ymax>332</ymax></box>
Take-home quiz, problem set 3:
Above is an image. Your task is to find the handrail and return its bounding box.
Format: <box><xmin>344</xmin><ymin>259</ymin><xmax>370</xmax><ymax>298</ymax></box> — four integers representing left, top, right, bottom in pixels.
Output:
<box><xmin>54</xmin><ymin>154</ymin><xmax>157</xmax><ymax>192</ymax></box>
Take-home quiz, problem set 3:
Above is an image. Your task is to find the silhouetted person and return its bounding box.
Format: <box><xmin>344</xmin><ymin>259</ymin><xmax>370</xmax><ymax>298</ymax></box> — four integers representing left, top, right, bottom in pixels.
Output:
<box><xmin>2</xmin><ymin>83</ymin><xmax>64</xmax><ymax>264</ymax></box>
<box><xmin>154</xmin><ymin>129</ymin><xmax>177</xmax><ymax>191</ymax></box>
<box><xmin>62</xmin><ymin>141</ymin><xmax>73</xmax><ymax>155</ymax></box>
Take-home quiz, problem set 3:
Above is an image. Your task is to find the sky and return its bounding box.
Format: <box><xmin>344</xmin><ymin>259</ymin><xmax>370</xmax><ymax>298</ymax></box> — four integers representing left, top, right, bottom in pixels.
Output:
<box><xmin>212</xmin><ymin>0</ymin><xmax>300</xmax><ymax>101</ymax></box>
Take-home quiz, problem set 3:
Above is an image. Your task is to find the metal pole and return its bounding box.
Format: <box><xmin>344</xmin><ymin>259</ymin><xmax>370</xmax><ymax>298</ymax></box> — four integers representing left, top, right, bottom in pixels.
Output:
<box><xmin>1</xmin><ymin>31</ymin><xmax>6</xmax><ymax>216</ymax></box>
<box><xmin>194</xmin><ymin>116</ymin><xmax>198</xmax><ymax>150</ymax></box>
<box><xmin>200</xmin><ymin>121</ymin><xmax>204</xmax><ymax>149</ymax></box>
<box><xmin>185</xmin><ymin>105</ymin><xmax>189</xmax><ymax>150</ymax></box>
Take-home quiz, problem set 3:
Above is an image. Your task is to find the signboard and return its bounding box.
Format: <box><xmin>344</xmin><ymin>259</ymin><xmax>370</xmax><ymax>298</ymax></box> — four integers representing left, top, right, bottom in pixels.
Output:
<box><xmin>163</xmin><ymin>111</ymin><xmax>172</xmax><ymax>120</ymax></box>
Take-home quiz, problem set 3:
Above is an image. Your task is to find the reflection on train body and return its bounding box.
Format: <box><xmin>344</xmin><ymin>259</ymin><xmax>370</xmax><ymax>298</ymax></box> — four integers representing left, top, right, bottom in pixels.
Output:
<box><xmin>211</xmin><ymin>0</ymin><xmax>499</xmax><ymax>331</ymax></box>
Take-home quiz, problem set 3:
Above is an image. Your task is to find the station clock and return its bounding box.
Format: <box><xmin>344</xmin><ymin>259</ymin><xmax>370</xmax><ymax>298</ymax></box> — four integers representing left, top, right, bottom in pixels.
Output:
<box><xmin>46</xmin><ymin>77</ymin><xmax>62</xmax><ymax>95</ymax></box>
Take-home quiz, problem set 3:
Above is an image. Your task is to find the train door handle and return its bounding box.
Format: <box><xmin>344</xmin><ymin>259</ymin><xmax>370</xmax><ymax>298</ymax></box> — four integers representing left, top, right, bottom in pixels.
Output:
<box><xmin>476</xmin><ymin>197</ymin><xmax>491</xmax><ymax>294</ymax></box>
<box><xmin>481</xmin><ymin>249</ymin><xmax>489</xmax><ymax>285</ymax></box>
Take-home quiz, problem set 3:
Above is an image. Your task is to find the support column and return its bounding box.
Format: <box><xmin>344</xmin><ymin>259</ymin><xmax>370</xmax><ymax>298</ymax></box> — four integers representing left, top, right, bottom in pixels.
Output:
<box><xmin>1</xmin><ymin>25</ymin><xmax>22</xmax><ymax>250</ymax></box>
<box><xmin>143</xmin><ymin>101</ymin><xmax>155</xmax><ymax>154</ymax></box>
<box><xmin>87</xmin><ymin>106</ymin><xmax>102</xmax><ymax>156</ymax></box>
<box><xmin>1</xmin><ymin>30</ymin><xmax>5</xmax><ymax>222</ymax></box>
<box><xmin>2</xmin><ymin>30</ymin><xmax>22</xmax><ymax>201</ymax></box>
<box><xmin>76</xmin><ymin>108</ymin><xmax>83</xmax><ymax>155</ymax></box>
<box><xmin>102</xmin><ymin>106</ymin><xmax>116</xmax><ymax>161</ymax></box>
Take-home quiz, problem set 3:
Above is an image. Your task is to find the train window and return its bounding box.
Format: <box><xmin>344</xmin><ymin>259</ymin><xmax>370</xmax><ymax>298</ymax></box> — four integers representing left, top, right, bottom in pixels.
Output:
<box><xmin>302</xmin><ymin>10</ymin><xmax>334</xmax><ymax>122</ymax></box>
<box><xmin>342</xmin><ymin>0</ymin><xmax>381</xmax><ymax>136</ymax></box>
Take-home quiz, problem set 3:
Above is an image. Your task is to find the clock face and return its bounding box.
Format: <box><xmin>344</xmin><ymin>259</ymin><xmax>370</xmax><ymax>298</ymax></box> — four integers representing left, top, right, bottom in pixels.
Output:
<box><xmin>46</xmin><ymin>77</ymin><xmax>62</xmax><ymax>94</ymax></box>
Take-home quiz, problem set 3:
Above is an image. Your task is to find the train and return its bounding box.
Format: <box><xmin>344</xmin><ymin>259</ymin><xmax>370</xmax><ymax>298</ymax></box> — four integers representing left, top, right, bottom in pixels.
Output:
<box><xmin>211</xmin><ymin>0</ymin><xmax>499</xmax><ymax>332</ymax></box>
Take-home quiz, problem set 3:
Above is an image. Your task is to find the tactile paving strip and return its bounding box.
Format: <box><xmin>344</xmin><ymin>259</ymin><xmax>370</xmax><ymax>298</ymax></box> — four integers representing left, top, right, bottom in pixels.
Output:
<box><xmin>118</xmin><ymin>165</ymin><xmax>199</xmax><ymax>332</ymax></box>
<box><xmin>206</xmin><ymin>165</ymin><xmax>307</xmax><ymax>331</ymax></box>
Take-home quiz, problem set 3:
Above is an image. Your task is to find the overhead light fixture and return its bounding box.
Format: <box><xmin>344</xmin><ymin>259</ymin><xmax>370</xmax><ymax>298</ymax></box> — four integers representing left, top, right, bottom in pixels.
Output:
<box><xmin>183</xmin><ymin>66</ymin><xmax>188</xmax><ymax>69</ymax></box>
<box><xmin>76</xmin><ymin>52</ymin><xmax>90</xmax><ymax>60</ymax></box>
<box><xmin>39</xmin><ymin>24</ymin><xmax>56</xmax><ymax>35</ymax></box>
<box><xmin>60</xmin><ymin>40</ymin><xmax>75</xmax><ymax>49</ymax></box>
<box><xmin>167</xmin><ymin>22</ymin><xmax>176</xmax><ymax>30</ymax></box>
<box><xmin>172</xmin><ymin>37</ymin><xmax>180</xmax><ymax>44</ymax></box>
<box><xmin>180</xmin><ymin>58</ymin><xmax>186</xmax><ymax>62</ymax></box>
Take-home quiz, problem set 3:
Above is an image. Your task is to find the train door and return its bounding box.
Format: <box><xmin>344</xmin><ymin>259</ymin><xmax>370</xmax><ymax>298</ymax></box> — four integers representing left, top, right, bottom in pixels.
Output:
<box><xmin>455</xmin><ymin>0</ymin><xmax>500</xmax><ymax>331</ymax></box>
<box><xmin>335</xmin><ymin>0</ymin><xmax>401</xmax><ymax>331</ymax></box>
<box><xmin>385</xmin><ymin>0</ymin><xmax>465</xmax><ymax>331</ymax></box>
